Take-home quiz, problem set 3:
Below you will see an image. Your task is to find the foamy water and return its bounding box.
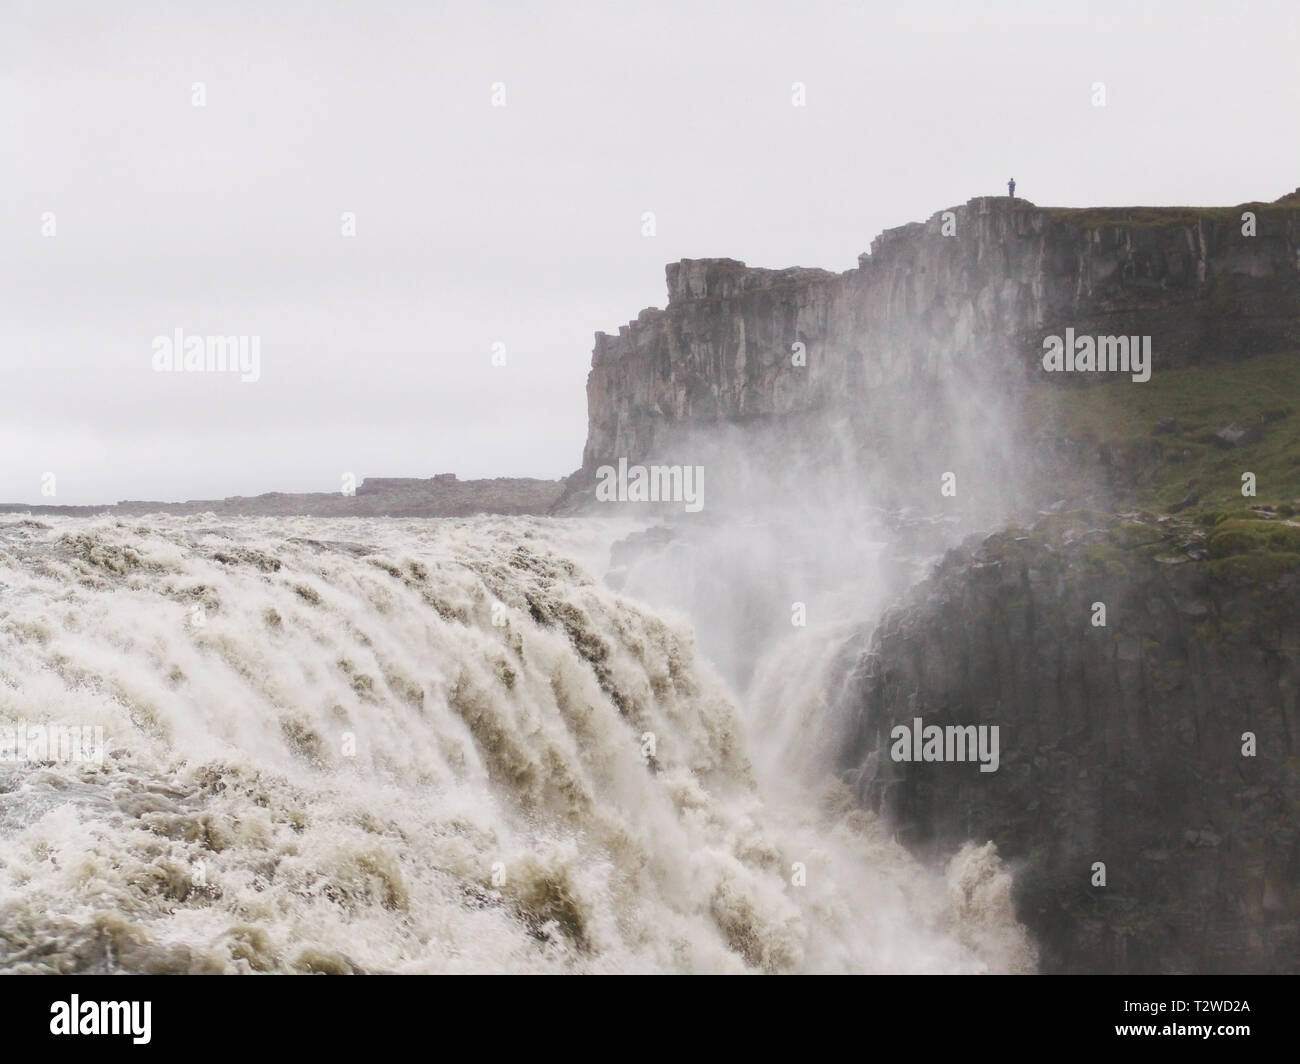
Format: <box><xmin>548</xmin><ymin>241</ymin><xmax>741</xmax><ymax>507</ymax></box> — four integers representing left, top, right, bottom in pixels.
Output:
<box><xmin>0</xmin><ymin>514</ymin><xmax>1034</xmax><ymax>973</ymax></box>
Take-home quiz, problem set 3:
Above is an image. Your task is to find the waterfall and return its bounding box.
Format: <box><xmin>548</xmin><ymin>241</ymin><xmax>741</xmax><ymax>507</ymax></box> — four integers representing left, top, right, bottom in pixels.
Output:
<box><xmin>0</xmin><ymin>513</ymin><xmax>1032</xmax><ymax>973</ymax></box>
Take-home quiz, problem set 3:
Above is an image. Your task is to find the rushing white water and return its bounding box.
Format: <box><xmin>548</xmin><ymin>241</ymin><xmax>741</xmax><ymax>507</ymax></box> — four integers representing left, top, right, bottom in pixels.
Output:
<box><xmin>0</xmin><ymin>513</ymin><xmax>1034</xmax><ymax>973</ymax></box>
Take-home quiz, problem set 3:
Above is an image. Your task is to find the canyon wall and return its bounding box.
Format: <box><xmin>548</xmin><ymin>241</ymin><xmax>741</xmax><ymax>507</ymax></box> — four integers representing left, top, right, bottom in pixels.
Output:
<box><xmin>575</xmin><ymin>193</ymin><xmax>1300</xmax><ymax>508</ymax></box>
<box><xmin>840</xmin><ymin>514</ymin><xmax>1300</xmax><ymax>973</ymax></box>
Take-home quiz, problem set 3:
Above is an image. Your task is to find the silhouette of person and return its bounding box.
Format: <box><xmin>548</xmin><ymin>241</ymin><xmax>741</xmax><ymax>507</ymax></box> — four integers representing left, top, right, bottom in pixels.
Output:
<box><xmin>1008</xmin><ymin>178</ymin><xmax>1016</xmax><ymax>200</ymax></box>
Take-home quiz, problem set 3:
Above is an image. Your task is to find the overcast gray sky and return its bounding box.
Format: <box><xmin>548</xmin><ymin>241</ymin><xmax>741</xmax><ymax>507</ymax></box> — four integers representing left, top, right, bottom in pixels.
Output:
<box><xmin>3</xmin><ymin>0</ymin><xmax>1297</xmax><ymax>504</ymax></box>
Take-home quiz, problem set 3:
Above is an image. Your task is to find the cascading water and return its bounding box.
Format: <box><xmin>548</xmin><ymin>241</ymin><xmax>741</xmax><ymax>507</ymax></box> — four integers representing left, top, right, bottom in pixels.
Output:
<box><xmin>0</xmin><ymin>513</ymin><xmax>1034</xmax><ymax>973</ymax></box>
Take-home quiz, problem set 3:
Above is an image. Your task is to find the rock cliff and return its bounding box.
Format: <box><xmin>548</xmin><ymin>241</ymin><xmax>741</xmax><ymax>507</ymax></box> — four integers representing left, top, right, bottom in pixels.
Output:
<box><xmin>573</xmin><ymin>193</ymin><xmax>1300</xmax><ymax>513</ymax></box>
<box><xmin>840</xmin><ymin>511</ymin><xmax>1300</xmax><ymax>973</ymax></box>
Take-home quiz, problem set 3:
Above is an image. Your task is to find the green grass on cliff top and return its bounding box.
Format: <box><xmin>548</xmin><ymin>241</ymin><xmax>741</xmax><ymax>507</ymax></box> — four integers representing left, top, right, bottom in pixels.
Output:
<box><xmin>1043</xmin><ymin>191</ymin><xmax>1299</xmax><ymax>230</ymax></box>
<box><xmin>1026</xmin><ymin>349</ymin><xmax>1300</xmax><ymax>517</ymax></box>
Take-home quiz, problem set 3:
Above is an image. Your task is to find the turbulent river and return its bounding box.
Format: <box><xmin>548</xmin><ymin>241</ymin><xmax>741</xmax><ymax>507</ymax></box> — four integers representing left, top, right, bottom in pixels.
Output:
<box><xmin>0</xmin><ymin>514</ymin><xmax>1034</xmax><ymax>973</ymax></box>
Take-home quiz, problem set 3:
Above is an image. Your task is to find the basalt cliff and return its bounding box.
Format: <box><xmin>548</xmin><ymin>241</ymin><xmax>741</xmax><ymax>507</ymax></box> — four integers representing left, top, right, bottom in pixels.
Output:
<box><xmin>567</xmin><ymin>192</ymin><xmax>1300</xmax><ymax>517</ymax></box>
<box><xmin>580</xmin><ymin>193</ymin><xmax>1300</xmax><ymax>468</ymax></box>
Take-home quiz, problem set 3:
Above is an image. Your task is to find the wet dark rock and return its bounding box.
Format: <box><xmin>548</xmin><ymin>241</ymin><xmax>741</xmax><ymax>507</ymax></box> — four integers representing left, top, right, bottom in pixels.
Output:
<box><xmin>837</xmin><ymin>515</ymin><xmax>1300</xmax><ymax>973</ymax></box>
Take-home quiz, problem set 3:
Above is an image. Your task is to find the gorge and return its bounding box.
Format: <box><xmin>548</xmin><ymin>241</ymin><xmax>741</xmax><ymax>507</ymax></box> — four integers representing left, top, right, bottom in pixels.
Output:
<box><xmin>5</xmin><ymin>190</ymin><xmax>1297</xmax><ymax>975</ymax></box>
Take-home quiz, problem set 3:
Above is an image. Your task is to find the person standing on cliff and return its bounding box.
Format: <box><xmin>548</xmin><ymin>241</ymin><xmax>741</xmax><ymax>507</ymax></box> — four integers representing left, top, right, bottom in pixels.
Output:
<box><xmin>1008</xmin><ymin>177</ymin><xmax>1016</xmax><ymax>201</ymax></box>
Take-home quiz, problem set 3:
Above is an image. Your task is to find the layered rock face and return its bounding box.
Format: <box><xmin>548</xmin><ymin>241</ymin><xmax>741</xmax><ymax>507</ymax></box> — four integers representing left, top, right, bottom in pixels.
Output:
<box><xmin>577</xmin><ymin>195</ymin><xmax>1300</xmax><ymax>507</ymax></box>
<box><xmin>840</xmin><ymin>520</ymin><xmax>1300</xmax><ymax>973</ymax></box>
